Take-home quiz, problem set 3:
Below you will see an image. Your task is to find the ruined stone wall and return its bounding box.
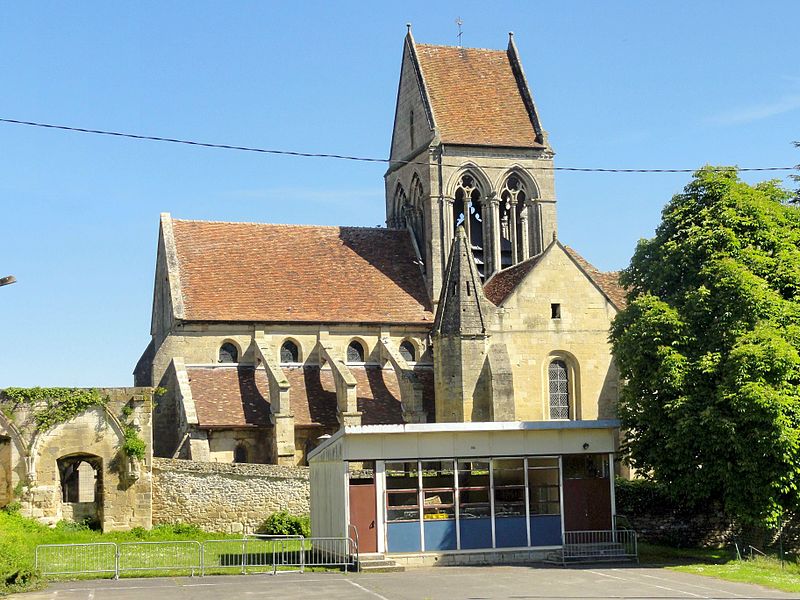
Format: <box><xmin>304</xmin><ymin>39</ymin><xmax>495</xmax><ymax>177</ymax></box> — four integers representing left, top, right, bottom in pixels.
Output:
<box><xmin>0</xmin><ymin>387</ymin><xmax>154</xmax><ymax>531</ymax></box>
<box><xmin>152</xmin><ymin>457</ymin><xmax>309</xmax><ymax>533</ymax></box>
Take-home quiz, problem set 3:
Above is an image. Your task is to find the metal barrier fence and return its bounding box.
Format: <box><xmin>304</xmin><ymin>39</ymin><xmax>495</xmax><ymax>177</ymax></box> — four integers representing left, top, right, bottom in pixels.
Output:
<box><xmin>35</xmin><ymin>536</ymin><xmax>357</xmax><ymax>580</ymax></box>
<box><xmin>302</xmin><ymin>537</ymin><xmax>358</xmax><ymax>572</ymax></box>
<box><xmin>36</xmin><ymin>542</ymin><xmax>118</xmax><ymax>577</ymax></box>
<box><xmin>118</xmin><ymin>541</ymin><xmax>202</xmax><ymax>576</ymax></box>
<box><xmin>562</xmin><ymin>529</ymin><xmax>638</xmax><ymax>564</ymax></box>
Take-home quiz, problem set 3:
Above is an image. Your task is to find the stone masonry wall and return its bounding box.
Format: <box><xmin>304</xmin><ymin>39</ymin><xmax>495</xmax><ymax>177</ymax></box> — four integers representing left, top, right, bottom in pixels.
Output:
<box><xmin>152</xmin><ymin>457</ymin><xmax>309</xmax><ymax>533</ymax></box>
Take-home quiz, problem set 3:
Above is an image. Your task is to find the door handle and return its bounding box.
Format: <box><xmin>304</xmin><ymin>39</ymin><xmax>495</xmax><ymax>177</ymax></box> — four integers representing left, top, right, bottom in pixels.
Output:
<box><xmin>369</xmin><ymin>520</ymin><xmax>375</xmax><ymax>529</ymax></box>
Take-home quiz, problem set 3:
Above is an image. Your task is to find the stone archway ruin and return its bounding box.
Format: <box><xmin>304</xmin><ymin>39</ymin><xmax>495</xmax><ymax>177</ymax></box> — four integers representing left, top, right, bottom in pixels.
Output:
<box><xmin>57</xmin><ymin>453</ymin><xmax>103</xmax><ymax>527</ymax></box>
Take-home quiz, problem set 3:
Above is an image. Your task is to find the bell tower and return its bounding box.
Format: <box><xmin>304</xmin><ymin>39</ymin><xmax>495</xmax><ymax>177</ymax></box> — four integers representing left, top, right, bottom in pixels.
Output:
<box><xmin>385</xmin><ymin>28</ymin><xmax>558</xmax><ymax>306</ymax></box>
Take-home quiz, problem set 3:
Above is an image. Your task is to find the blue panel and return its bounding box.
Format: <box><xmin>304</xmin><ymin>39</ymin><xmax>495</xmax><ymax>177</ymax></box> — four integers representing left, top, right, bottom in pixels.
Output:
<box><xmin>387</xmin><ymin>521</ymin><xmax>421</xmax><ymax>553</ymax></box>
<box><xmin>459</xmin><ymin>518</ymin><xmax>493</xmax><ymax>549</ymax></box>
<box><xmin>423</xmin><ymin>519</ymin><xmax>456</xmax><ymax>551</ymax></box>
<box><xmin>495</xmin><ymin>516</ymin><xmax>528</xmax><ymax>548</ymax></box>
<box><xmin>530</xmin><ymin>515</ymin><xmax>562</xmax><ymax>546</ymax></box>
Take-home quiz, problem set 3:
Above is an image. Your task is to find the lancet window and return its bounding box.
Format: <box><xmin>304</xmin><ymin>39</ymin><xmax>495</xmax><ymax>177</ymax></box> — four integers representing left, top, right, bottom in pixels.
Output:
<box><xmin>499</xmin><ymin>173</ymin><xmax>528</xmax><ymax>269</ymax></box>
<box><xmin>453</xmin><ymin>172</ymin><xmax>485</xmax><ymax>279</ymax></box>
<box><xmin>406</xmin><ymin>175</ymin><xmax>425</xmax><ymax>258</ymax></box>
<box><xmin>391</xmin><ymin>184</ymin><xmax>407</xmax><ymax>229</ymax></box>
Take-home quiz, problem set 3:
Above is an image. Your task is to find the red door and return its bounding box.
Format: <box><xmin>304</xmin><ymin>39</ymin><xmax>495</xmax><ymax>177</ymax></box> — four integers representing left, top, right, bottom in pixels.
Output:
<box><xmin>563</xmin><ymin>478</ymin><xmax>612</xmax><ymax>531</ymax></box>
<box><xmin>349</xmin><ymin>482</ymin><xmax>378</xmax><ymax>553</ymax></box>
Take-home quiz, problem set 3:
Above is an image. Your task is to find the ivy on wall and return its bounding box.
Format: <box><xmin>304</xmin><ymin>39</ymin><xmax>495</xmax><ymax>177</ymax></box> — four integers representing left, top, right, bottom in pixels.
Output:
<box><xmin>2</xmin><ymin>387</ymin><xmax>108</xmax><ymax>431</ymax></box>
<box><xmin>1</xmin><ymin>387</ymin><xmax>147</xmax><ymax>461</ymax></box>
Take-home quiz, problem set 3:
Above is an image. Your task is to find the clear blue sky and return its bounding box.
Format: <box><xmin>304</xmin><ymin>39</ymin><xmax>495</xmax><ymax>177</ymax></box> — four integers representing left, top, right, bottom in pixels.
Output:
<box><xmin>1</xmin><ymin>2</ymin><xmax>798</xmax><ymax>387</ymax></box>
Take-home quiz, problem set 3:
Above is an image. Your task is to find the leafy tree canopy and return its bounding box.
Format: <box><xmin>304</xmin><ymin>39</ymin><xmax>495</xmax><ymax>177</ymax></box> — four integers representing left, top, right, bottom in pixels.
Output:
<box><xmin>610</xmin><ymin>167</ymin><xmax>800</xmax><ymax>525</ymax></box>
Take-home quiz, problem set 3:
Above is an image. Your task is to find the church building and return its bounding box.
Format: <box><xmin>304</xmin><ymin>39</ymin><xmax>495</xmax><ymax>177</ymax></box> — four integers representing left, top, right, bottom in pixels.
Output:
<box><xmin>135</xmin><ymin>30</ymin><xmax>624</xmax><ymax>468</ymax></box>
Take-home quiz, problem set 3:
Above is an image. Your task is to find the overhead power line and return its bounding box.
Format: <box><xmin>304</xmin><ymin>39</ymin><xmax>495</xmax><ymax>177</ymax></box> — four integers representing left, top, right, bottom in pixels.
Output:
<box><xmin>0</xmin><ymin>117</ymin><xmax>795</xmax><ymax>174</ymax></box>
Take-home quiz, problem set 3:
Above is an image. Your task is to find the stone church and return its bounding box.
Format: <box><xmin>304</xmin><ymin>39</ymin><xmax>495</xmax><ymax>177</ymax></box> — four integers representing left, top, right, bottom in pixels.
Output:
<box><xmin>134</xmin><ymin>30</ymin><xmax>624</xmax><ymax>466</ymax></box>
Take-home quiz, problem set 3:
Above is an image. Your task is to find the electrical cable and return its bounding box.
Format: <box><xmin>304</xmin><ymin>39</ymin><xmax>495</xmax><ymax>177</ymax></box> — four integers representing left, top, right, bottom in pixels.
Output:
<box><xmin>0</xmin><ymin>117</ymin><xmax>795</xmax><ymax>174</ymax></box>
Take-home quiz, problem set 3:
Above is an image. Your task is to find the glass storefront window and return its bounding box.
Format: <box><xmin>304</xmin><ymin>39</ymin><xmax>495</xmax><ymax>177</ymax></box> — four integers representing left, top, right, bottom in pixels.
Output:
<box><xmin>421</xmin><ymin>461</ymin><xmax>455</xmax><ymax>520</ymax></box>
<box><xmin>457</xmin><ymin>460</ymin><xmax>490</xmax><ymax>519</ymax></box>
<box><xmin>386</xmin><ymin>461</ymin><xmax>419</xmax><ymax>522</ymax></box>
<box><xmin>493</xmin><ymin>458</ymin><xmax>525</xmax><ymax>517</ymax></box>
<box><xmin>528</xmin><ymin>458</ymin><xmax>560</xmax><ymax>515</ymax></box>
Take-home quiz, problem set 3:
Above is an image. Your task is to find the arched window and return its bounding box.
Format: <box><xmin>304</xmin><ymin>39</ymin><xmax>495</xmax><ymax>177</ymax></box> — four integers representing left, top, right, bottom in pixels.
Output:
<box><xmin>407</xmin><ymin>174</ymin><xmax>425</xmax><ymax>260</ymax></box>
<box><xmin>219</xmin><ymin>342</ymin><xmax>238</xmax><ymax>364</ymax></box>
<box><xmin>392</xmin><ymin>184</ymin><xmax>408</xmax><ymax>229</ymax></box>
<box><xmin>500</xmin><ymin>172</ymin><xmax>528</xmax><ymax>268</ymax></box>
<box><xmin>548</xmin><ymin>360</ymin><xmax>570</xmax><ymax>419</ymax></box>
<box><xmin>233</xmin><ymin>444</ymin><xmax>248</xmax><ymax>463</ymax></box>
<box><xmin>453</xmin><ymin>171</ymin><xmax>485</xmax><ymax>278</ymax></box>
<box><xmin>280</xmin><ymin>340</ymin><xmax>300</xmax><ymax>364</ymax></box>
<box><xmin>399</xmin><ymin>340</ymin><xmax>416</xmax><ymax>362</ymax></box>
<box><xmin>347</xmin><ymin>340</ymin><xmax>365</xmax><ymax>363</ymax></box>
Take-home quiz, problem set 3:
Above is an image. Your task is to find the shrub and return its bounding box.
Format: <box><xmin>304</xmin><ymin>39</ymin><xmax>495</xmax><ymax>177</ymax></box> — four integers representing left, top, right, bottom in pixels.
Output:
<box><xmin>257</xmin><ymin>511</ymin><xmax>310</xmax><ymax>537</ymax></box>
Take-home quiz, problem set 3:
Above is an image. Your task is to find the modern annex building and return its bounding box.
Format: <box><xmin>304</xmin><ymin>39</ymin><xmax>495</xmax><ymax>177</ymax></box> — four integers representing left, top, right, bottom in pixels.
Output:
<box><xmin>309</xmin><ymin>421</ymin><xmax>620</xmax><ymax>561</ymax></box>
<box><xmin>136</xmin><ymin>27</ymin><xmax>626</xmax><ymax>534</ymax></box>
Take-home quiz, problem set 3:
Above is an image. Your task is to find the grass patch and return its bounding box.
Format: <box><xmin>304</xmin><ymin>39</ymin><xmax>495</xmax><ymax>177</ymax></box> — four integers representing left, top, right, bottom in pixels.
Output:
<box><xmin>639</xmin><ymin>542</ymin><xmax>800</xmax><ymax>594</ymax></box>
<box><xmin>638</xmin><ymin>542</ymin><xmax>732</xmax><ymax>565</ymax></box>
<box><xmin>0</xmin><ymin>510</ymin><xmax>242</xmax><ymax>595</ymax></box>
<box><xmin>673</xmin><ymin>557</ymin><xmax>800</xmax><ymax>594</ymax></box>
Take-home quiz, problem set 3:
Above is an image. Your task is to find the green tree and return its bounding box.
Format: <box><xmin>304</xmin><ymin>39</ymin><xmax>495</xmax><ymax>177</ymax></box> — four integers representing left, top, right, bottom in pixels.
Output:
<box><xmin>792</xmin><ymin>141</ymin><xmax>799</xmax><ymax>203</ymax></box>
<box><xmin>610</xmin><ymin>167</ymin><xmax>800</xmax><ymax>525</ymax></box>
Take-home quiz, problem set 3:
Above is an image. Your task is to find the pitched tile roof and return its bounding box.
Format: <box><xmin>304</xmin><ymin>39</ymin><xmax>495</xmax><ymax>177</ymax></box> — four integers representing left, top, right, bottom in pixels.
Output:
<box><xmin>186</xmin><ymin>365</ymin><xmax>434</xmax><ymax>429</ymax></box>
<box><xmin>415</xmin><ymin>44</ymin><xmax>542</xmax><ymax>148</ymax></box>
<box><xmin>563</xmin><ymin>246</ymin><xmax>627</xmax><ymax>310</ymax></box>
<box><xmin>169</xmin><ymin>219</ymin><xmax>433</xmax><ymax>324</ymax></box>
<box><xmin>187</xmin><ymin>366</ymin><xmax>273</xmax><ymax>428</ymax></box>
<box><xmin>482</xmin><ymin>244</ymin><xmax>627</xmax><ymax>310</ymax></box>
<box><xmin>483</xmin><ymin>254</ymin><xmax>545</xmax><ymax>306</ymax></box>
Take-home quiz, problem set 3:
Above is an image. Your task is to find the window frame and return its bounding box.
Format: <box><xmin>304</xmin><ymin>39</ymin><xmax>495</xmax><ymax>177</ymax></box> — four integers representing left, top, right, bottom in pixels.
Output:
<box><xmin>218</xmin><ymin>341</ymin><xmax>240</xmax><ymax>364</ymax></box>
<box><xmin>346</xmin><ymin>339</ymin><xmax>366</xmax><ymax>364</ymax></box>
<box><xmin>544</xmin><ymin>353</ymin><xmax>579</xmax><ymax>420</ymax></box>
<box><xmin>279</xmin><ymin>339</ymin><xmax>301</xmax><ymax>365</ymax></box>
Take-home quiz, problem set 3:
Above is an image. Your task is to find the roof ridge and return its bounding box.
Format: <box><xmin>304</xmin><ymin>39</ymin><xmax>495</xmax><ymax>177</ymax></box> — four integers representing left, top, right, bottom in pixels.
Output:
<box><xmin>171</xmin><ymin>218</ymin><xmax>396</xmax><ymax>232</ymax></box>
<box><xmin>416</xmin><ymin>42</ymin><xmax>506</xmax><ymax>53</ymax></box>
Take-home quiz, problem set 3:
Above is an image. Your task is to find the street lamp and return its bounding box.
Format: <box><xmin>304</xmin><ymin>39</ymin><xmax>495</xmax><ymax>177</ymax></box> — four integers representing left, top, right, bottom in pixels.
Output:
<box><xmin>0</xmin><ymin>275</ymin><xmax>16</xmax><ymax>287</ymax></box>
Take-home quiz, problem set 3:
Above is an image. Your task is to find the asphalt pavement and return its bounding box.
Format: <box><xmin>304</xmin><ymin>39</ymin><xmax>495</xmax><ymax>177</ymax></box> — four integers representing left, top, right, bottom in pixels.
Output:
<box><xmin>13</xmin><ymin>565</ymin><xmax>798</xmax><ymax>600</ymax></box>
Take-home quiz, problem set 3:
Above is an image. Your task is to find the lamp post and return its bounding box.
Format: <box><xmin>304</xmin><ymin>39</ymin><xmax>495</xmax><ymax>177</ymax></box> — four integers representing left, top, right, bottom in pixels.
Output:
<box><xmin>0</xmin><ymin>275</ymin><xmax>16</xmax><ymax>287</ymax></box>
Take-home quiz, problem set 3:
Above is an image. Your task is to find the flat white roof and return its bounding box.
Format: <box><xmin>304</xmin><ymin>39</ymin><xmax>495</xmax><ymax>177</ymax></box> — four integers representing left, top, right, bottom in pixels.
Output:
<box><xmin>308</xmin><ymin>419</ymin><xmax>620</xmax><ymax>462</ymax></box>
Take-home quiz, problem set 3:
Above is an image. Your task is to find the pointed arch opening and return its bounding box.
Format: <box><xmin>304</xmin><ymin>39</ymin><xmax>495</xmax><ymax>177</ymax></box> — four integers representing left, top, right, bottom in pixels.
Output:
<box><xmin>499</xmin><ymin>171</ymin><xmax>529</xmax><ymax>268</ymax></box>
<box><xmin>392</xmin><ymin>184</ymin><xmax>408</xmax><ymax>229</ymax></box>
<box><xmin>407</xmin><ymin>174</ymin><xmax>425</xmax><ymax>262</ymax></box>
<box><xmin>452</xmin><ymin>170</ymin><xmax>486</xmax><ymax>279</ymax></box>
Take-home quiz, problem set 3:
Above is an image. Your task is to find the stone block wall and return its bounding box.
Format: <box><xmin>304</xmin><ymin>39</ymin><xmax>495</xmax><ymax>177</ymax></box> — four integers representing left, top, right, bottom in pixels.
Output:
<box><xmin>152</xmin><ymin>457</ymin><xmax>309</xmax><ymax>533</ymax></box>
<box><xmin>0</xmin><ymin>387</ymin><xmax>154</xmax><ymax>531</ymax></box>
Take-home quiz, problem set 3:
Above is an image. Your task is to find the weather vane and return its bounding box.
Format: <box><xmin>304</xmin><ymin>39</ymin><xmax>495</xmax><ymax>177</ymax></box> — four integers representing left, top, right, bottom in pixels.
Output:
<box><xmin>456</xmin><ymin>17</ymin><xmax>463</xmax><ymax>48</ymax></box>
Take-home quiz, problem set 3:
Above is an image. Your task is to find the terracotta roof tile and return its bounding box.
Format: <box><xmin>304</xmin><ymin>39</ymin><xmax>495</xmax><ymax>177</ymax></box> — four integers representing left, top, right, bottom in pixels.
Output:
<box><xmin>563</xmin><ymin>246</ymin><xmax>627</xmax><ymax>310</ymax></box>
<box><xmin>187</xmin><ymin>366</ymin><xmax>272</xmax><ymax>428</ymax></box>
<box><xmin>415</xmin><ymin>44</ymin><xmax>542</xmax><ymax>148</ymax></box>
<box><xmin>186</xmin><ymin>365</ymin><xmax>434</xmax><ymax>428</ymax></box>
<box><xmin>483</xmin><ymin>254</ymin><xmax>545</xmax><ymax>306</ymax></box>
<box><xmin>170</xmin><ymin>220</ymin><xmax>433</xmax><ymax>324</ymax></box>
